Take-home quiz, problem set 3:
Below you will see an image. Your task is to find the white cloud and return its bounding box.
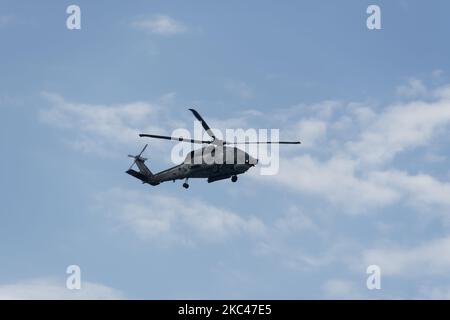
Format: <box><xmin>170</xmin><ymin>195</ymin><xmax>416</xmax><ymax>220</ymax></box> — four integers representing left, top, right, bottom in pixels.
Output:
<box><xmin>241</xmin><ymin>80</ymin><xmax>450</xmax><ymax>291</ymax></box>
<box><xmin>158</xmin><ymin>92</ymin><xmax>177</xmax><ymax>105</ymax></box>
<box><xmin>97</xmin><ymin>188</ymin><xmax>266</xmax><ymax>246</ymax></box>
<box><xmin>253</xmin><ymin>206</ymin><xmax>358</xmax><ymax>271</ymax></box>
<box><xmin>40</xmin><ymin>92</ymin><xmax>169</xmax><ymax>156</ymax></box>
<box><xmin>362</xmin><ymin>236</ymin><xmax>450</xmax><ymax>276</ymax></box>
<box><xmin>347</xmin><ymin>99</ymin><xmax>450</xmax><ymax>165</ymax></box>
<box><xmin>295</xmin><ymin>119</ymin><xmax>327</xmax><ymax>148</ymax></box>
<box><xmin>396</xmin><ymin>78</ymin><xmax>427</xmax><ymax>98</ymax></box>
<box><xmin>273</xmin><ymin>206</ymin><xmax>319</xmax><ymax>234</ymax></box>
<box><xmin>251</xmin><ymin>80</ymin><xmax>450</xmax><ymax>213</ymax></box>
<box><xmin>434</xmin><ymin>84</ymin><xmax>450</xmax><ymax>100</ymax></box>
<box><xmin>322</xmin><ymin>279</ymin><xmax>362</xmax><ymax>299</ymax></box>
<box><xmin>371</xmin><ymin>170</ymin><xmax>450</xmax><ymax>209</ymax></box>
<box><xmin>270</xmin><ymin>155</ymin><xmax>400</xmax><ymax>211</ymax></box>
<box><xmin>131</xmin><ymin>14</ymin><xmax>187</xmax><ymax>36</ymax></box>
<box><xmin>348</xmin><ymin>103</ymin><xmax>376</xmax><ymax>126</ymax></box>
<box><xmin>309</xmin><ymin>100</ymin><xmax>342</xmax><ymax>120</ymax></box>
<box><xmin>0</xmin><ymin>278</ymin><xmax>123</xmax><ymax>300</ymax></box>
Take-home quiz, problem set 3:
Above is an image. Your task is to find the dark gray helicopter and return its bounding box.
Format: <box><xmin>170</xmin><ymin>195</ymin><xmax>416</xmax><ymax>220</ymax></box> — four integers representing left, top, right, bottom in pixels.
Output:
<box><xmin>126</xmin><ymin>109</ymin><xmax>300</xmax><ymax>188</ymax></box>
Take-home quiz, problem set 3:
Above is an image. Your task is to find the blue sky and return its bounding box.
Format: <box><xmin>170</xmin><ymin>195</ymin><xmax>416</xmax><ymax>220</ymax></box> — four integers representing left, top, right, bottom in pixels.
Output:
<box><xmin>1</xmin><ymin>0</ymin><xmax>450</xmax><ymax>299</ymax></box>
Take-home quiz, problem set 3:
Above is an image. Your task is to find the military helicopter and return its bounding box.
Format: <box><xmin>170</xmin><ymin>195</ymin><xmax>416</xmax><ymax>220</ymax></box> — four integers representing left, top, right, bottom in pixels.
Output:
<box><xmin>126</xmin><ymin>109</ymin><xmax>300</xmax><ymax>188</ymax></box>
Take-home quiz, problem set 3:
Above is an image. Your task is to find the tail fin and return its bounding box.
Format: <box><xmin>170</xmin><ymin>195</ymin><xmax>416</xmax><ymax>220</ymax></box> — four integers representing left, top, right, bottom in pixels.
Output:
<box><xmin>126</xmin><ymin>159</ymin><xmax>154</xmax><ymax>183</ymax></box>
<box><xmin>135</xmin><ymin>158</ymin><xmax>153</xmax><ymax>176</ymax></box>
<box><xmin>126</xmin><ymin>144</ymin><xmax>155</xmax><ymax>184</ymax></box>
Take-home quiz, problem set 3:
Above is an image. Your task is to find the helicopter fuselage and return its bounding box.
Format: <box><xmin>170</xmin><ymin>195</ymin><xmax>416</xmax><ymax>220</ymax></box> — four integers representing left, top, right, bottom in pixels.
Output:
<box><xmin>150</xmin><ymin>145</ymin><xmax>257</xmax><ymax>184</ymax></box>
<box><xmin>126</xmin><ymin>108</ymin><xmax>299</xmax><ymax>188</ymax></box>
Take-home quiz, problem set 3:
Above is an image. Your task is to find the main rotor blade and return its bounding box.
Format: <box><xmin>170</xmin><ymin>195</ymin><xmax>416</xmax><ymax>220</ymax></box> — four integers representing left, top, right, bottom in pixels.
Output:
<box><xmin>188</xmin><ymin>108</ymin><xmax>216</xmax><ymax>139</ymax></box>
<box><xmin>139</xmin><ymin>133</ymin><xmax>211</xmax><ymax>144</ymax></box>
<box><xmin>226</xmin><ymin>141</ymin><xmax>301</xmax><ymax>145</ymax></box>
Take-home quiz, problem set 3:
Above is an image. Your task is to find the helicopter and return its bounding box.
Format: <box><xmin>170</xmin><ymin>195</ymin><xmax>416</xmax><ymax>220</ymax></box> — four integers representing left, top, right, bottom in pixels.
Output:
<box><xmin>126</xmin><ymin>109</ymin><xmax>300</xmax><ymax>188</ymax></box>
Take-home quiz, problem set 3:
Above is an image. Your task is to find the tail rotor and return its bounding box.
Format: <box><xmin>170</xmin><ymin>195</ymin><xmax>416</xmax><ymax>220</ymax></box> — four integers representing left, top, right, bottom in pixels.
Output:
<box><xmin>128</xmin><ymin>144</ymin><xmax>148</xmax><ymax>170</ymax></box>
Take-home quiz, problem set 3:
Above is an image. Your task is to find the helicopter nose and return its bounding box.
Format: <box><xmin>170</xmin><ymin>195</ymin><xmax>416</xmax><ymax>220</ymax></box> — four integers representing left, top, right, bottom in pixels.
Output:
<box><xmin>250</xmin><ymin>157</ymin><xmax>258</xmax><ymax>166</ymax></box>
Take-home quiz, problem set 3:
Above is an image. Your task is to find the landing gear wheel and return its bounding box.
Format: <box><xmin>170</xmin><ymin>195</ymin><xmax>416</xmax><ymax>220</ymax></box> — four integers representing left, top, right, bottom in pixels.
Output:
<box><xmin>231</xmin><ymin>175</ymin><xmax>238</xmax><ymax>182</ymax></box>
<box><xmin>183</xmin><ymin>183</ymin><xmax>189</xmax><ymax>189</ymax></box>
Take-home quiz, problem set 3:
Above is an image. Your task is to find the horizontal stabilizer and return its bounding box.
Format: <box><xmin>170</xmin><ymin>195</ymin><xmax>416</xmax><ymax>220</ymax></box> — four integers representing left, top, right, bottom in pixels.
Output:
<box><xmin>126</xmin><ymin>169</ymin><xmax>149</xmax><ymax>183</ymax></box>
